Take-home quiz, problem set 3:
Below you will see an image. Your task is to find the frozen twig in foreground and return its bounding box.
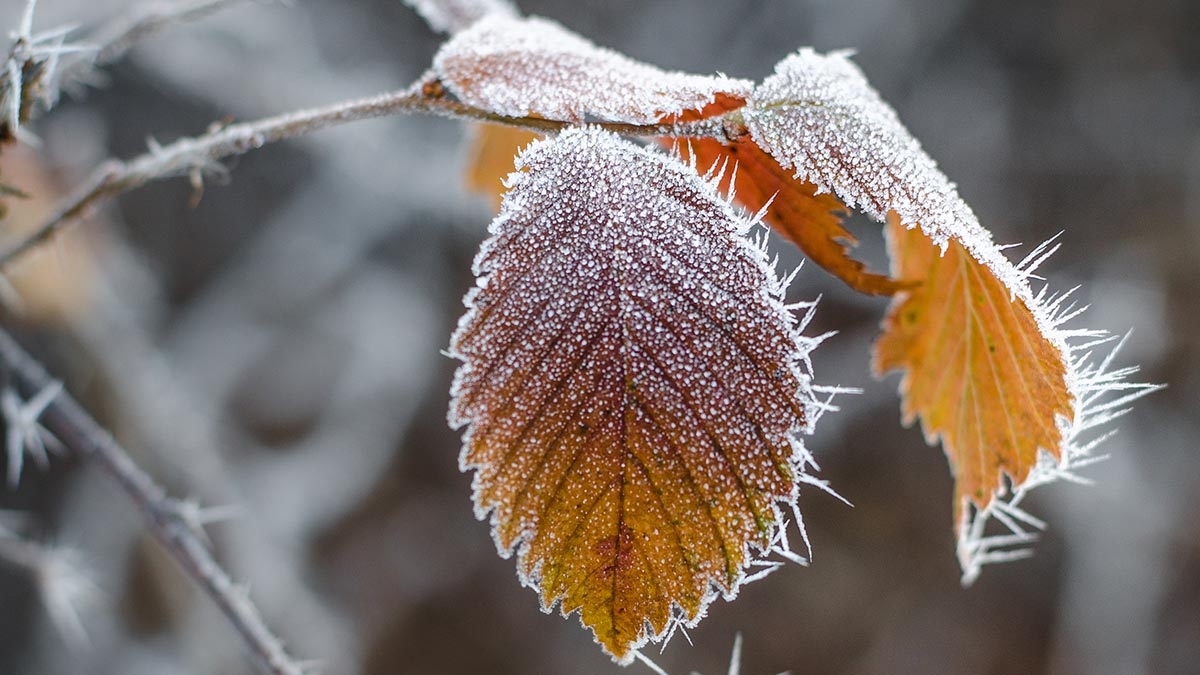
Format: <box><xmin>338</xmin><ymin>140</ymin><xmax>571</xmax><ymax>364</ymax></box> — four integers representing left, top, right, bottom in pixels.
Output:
<box><xmin>0</xmin><ymin>327</ymin><xmax>309</xmax><ymax>675</ymax></box>
<box><xmin>0</xmin><ymin>74</ymin><xmax>732</xmax><ymax>268</ymax></box>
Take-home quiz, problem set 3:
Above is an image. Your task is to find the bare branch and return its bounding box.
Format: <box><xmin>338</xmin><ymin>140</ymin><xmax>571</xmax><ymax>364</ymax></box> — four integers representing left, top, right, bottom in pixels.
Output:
<box><xmin>55</xmin><ymin>0</ymin><xmax>264</xmax><ymax>99</ymax></box>
<box><xmin>3</xmin><ymin>0</ymin><xmax>260</xmax><ymax>137</ymax></box>
<box><xmin>0</xmin><ymin>327</ymin><xmax>310</xmax><ymax>675</ymax></box>
<box><xmin>0</xmin><ymin>74</ymin><xmax>733</xmax><ymax>268</ymax></box>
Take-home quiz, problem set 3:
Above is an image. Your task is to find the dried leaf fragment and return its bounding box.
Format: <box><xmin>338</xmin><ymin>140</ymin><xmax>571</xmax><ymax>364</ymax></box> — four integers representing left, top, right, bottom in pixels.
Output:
<box><xmin>449</xmin><ymin>128</ymin><xmax>824</xmax><ymax>662</ymax></box>
<box><xmin>462</xmin><ymin>122</ymin><xmax>541</xmax><ymax>210</ymax></box>
<box><xmin>434</xmin><ymin>15</ymin><xmax>754</xmax><ymax>124</ymax></box>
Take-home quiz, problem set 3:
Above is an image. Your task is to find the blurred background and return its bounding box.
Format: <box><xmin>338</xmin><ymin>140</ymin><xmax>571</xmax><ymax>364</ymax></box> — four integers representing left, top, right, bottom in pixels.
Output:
<box><xmin>0</xmin><ymin>0</ymin><xmax>1195</xmax><ymax>673</ymax></box>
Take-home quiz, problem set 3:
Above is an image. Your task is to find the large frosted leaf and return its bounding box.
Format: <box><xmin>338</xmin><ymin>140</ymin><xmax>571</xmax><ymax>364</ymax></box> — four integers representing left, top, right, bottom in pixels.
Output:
<box><xmin>449</xmin><ymin>128</ymin><xmax>826</xmax><ymax>661</ymax></box>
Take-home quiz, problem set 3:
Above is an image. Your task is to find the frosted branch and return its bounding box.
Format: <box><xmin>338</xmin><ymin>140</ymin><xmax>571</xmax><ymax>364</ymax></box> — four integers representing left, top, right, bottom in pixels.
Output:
<box><xmin>54</xmin><ymin>0</ymin><xmax>265</xmax><ymax>101</ymax></box>
<box><xmin>0</xmin><ymin>74</ymin><xmax>733</xmax><ymax>268</ymax></box>
<box><xmin>0</xmin><ymin>327</ymin><xmax>310</xmax><ymax>675</ymax></box>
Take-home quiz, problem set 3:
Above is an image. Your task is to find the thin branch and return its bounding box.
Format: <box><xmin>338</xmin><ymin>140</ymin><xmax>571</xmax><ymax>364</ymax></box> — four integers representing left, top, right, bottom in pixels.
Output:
<box><xmin>54</xmin><ymin>0</ymin><xmax>266</xmax><ymax>99</ymax></box>
<box><xmin>0</xmin><ymin>327</ymin><xmax>310</xmax><ymax>675</ymax></box>
<box><xmin>3</xmin><ymin>0</ymin><xmax>261</xmax><ymax>138</ymax></box>
<box><xmin>0</xmin><ymin>74</ymin><xmax>735</xmax><ymax>268</ymax></box>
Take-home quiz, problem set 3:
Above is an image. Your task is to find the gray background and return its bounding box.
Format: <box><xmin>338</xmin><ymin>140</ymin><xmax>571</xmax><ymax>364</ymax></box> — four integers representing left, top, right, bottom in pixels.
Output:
<box><xmin>0</xmin><ymin>0</ymin><xmax>1195</xmax><ymax>673</ymax></box>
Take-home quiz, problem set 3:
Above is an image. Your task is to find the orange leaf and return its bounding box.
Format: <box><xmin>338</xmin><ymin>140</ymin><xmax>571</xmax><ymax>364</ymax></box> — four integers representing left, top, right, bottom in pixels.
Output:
<box><xmin>677</xmin><ymin>138</ymin><xmax>906</xmax><ymax>296</ymax></box>
<box><xmin>463</xmin><ymin>122</ymin><xmax>542</xmax><ymax>209</ymax></box>
<box><xmin>450</xmin><ymin>129</ymin><xmax>822</xmax><ymax>662</ymax></box>
<box><xmin>873</xmin><ymin>213</ymin><xmax>1074</xmax><ymax>527</ymax></box>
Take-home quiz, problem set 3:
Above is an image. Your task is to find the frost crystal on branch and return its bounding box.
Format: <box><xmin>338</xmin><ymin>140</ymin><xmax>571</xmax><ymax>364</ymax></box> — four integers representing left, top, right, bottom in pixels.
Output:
<box><xmin>448</xmin><ymin>128</ymin><xmax>832</xmax><ymax>662</ymax></box>
<box><xmin>433</xmin><ymin>15</ymin><xmax>753</xmax><ymax>124</ymax></box>
<box><xmin>2</xmin><ymin>381</ymin><xmax>63</xmax><ymax>486</ymax></box>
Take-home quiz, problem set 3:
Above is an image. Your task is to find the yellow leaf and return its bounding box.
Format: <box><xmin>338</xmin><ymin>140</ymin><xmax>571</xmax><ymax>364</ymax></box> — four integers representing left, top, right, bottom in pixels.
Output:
<box><xmin>450</xmin><ymin>129</ymin><xmax>822</xmax><ymax>662</ymax></box>
<box><xmin>874</xmin><ymin>213</ymin><xmax>1074</xmax><ymax>527</ymax></box>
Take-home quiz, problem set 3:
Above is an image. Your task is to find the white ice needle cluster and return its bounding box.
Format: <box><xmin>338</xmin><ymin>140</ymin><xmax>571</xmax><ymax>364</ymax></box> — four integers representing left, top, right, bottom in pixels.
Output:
<box><xmin>2</xmin><ymin>381</ymin><xmax>62</xmax><ymax>486</ymax></box>
<box><xmin>1</xmin><ymin>0</ymin><xmax>96</xmax><ymax>142</ymax></box>
<box><xmin>0</xmin><ymin>528</ymin><xmax>99</xmax><ymax>648</ymax></box>
<box><xmin>744</xmin><ymin>48</ymin><xmax>1157</xmax><ymax>580</ymax></box>
<box><xmin>434</xmin><ymin>14</ymin><xmax>753</xmax><ymax>124</ymax></box>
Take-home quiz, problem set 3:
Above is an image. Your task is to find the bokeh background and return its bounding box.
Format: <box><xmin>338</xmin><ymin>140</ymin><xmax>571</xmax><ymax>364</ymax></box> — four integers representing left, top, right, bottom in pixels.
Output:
<box><xmin>0</xmin><ymin>0</ymin><xmax>1195</xmax><ymax>673</ymax></box>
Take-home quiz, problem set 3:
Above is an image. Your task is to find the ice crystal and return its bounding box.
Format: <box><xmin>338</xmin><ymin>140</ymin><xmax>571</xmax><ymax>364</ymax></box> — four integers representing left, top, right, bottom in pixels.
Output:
<box><xmin>2</xmin><ymin>381</ymin><xmax>62</xmax><ymax>486</ymax></box>
<box><xmin>434</xmin><ymin>15</ymin><xmax>753</xmax><ymax>124</ymax></box>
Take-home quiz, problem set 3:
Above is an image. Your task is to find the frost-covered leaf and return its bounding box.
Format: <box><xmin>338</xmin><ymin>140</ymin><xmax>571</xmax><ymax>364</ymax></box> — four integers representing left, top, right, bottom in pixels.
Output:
<box><xmin>745</xmin><ymin>48</ymin><xmax>1152</xmax><ymax>579</ymax></box>
<box><xmin>744</xmin><ymin>48</ymin><xmax>994</xmax><ymax>257</ymax></box>
<box><xmin>873</xmin><ymin>214</ymin><xmax>1072</xmax><ymax>524</ymax></box>
<box><xmin>449</xmin><ymin>128</ymin><xmax>825</xmax><ymax>662</ymax></box>
<box><xmin>433</xmin><ymin>15</ymin><xmax>753</xmax><ymax>124</ymax></box>
<box><xmin>462</xmin><ymin>122</ymin><xmax>541</xmax><ymax>210</ymax></box>
<box><xmin>874</xmin><ymin>214</ymin><xmax>1157</xmax><ymax>582</ymax></box>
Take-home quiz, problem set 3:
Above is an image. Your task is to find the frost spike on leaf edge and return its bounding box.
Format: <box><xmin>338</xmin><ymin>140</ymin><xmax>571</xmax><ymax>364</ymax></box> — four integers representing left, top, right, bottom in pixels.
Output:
<box><xmin>447</xmin><ymin>127</ymin><xmax>837</xmax><ymax>661</ymax></box>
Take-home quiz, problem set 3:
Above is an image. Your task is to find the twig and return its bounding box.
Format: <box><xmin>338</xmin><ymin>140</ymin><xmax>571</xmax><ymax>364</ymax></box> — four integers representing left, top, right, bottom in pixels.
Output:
<box><xmin>0</xmin><ymin>327</ymin><xmax>309</xmax><ymax>675</ymax></box>
<box><xmin>0</xmin><ymin>74</ymin><xmax>734</xmax><ymax>268</ymax></box>
<box><xmin>55</xmin><ymin>0</ymin><xmax>260</xmax><ymax>97</ymax></box>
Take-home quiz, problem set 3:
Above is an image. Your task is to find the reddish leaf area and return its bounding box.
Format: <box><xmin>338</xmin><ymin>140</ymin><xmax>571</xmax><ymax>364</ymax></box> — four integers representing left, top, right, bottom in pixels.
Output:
<box><xmin>663</xmin><ymin>92</ymin><xmax>904</xmax><ymax>296</ymax></box>
<box><xmin>874</xmin><ymin>214</ymin><xmax>1074</xmax><ymax>524</ymax></box>
<box><xmin>677</xmin><ymin>137</ymin><xmax>906</xmax><ymax>296</ymax></box>
<box><xmin>450</xmin><ymin>129</ymin><xmax>813</xmax><ymax>661</ymax></box>
<box><xmin>434</xmin><ymin>15</ymin><xmax>753</xmax><ymax>124</ymax></box>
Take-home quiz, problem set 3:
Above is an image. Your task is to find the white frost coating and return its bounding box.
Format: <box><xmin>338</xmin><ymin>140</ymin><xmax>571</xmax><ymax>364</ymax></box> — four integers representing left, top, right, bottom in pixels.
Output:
<box><xmin>402</xmin><ymin>0</ymin><xmax>517</xmax><ymax>34</ymax></box>
<box><xmin>433</xmin><ymin>15</ymin><xmax>754</xmax><ymax>124</ymax></box>
<box><xmin>448</xmin><ymin>127</ymin><xmax>840</xmax><ymax>661</ymax></box>
<box><xmin>746</xmin><ymin>49</ymin><xmax>996</xmax><ymax>259</ymax></box>
<box><xmin>745</xmin><ymin>49</ymin><xmax>1157</xmax><ymax>582</ymax></box>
